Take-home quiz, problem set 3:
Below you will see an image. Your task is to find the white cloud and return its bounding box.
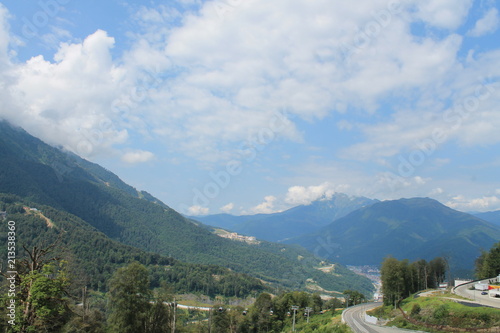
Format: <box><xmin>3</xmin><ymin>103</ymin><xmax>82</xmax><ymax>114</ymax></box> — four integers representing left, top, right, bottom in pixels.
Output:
<box><xmin>446</xmin><ymin>195</ymin><xmax>500</xmax><ymax>212</ymax></box>
<box><xmin>187</xmin><ymin>205</ymin><xmax>210</xmax><ymax>216</ymax></box>
<box><xmin>284</xmin><ymin>182</ymin><xmax>336</xmax><ymax>206</ymax></box>
<box><xmin>250</xmin><ymin>195</ymin><xmax>278</xmax><ymax>214</ymax></box>
<box><xmin>468</xmin><ymin>8</ymin><xmax>500</xmax><ymax>37</ymax></box>
<box><xmin>429</xmin><ymin>187</ymin><xmax>444</xmax><ymax>196</ymax></box>
<box><xmin>411</xmin><ymin>0</ymin><xmax>473</xmax><ymax>29</ymax></box>
<box><xmin>0</xmin><ymin>1</ymin><xmax>497</xmax><ymax>169</ymax></box>
<box><xmin>121</xmin><ymin>150</ymin><xmax>155</xmax><ymax>164</ymax></box>
<box><xmin>220</xmin><ymin>202</ymin><xmax>234</xmax><ymax>213</ymax></box>
<box><xmin>2</xmin><ymin>30</ymin><xmax>130</xmax><ymax>158</ymax></box>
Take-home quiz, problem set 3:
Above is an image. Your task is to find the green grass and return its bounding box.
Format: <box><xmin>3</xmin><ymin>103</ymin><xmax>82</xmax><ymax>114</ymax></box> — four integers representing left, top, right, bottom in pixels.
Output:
<box><xmin>369</xmin><ymin>296</ymin><xmax>500</xmax><ymax>332</ymax></box>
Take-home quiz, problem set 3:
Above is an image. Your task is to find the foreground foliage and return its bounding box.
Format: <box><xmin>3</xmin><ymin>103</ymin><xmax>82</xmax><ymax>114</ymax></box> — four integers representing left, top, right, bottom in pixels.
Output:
<box><xmin>381</xmin><ymin>256</ymin><xmax>447</xmax><ymax>306</ymax></box>
<box><xmin>369</xmin><ymin>295</ymin><xmax>500</xmax><ymax>332</ymax></box>
<box><xmin>476</xmin><ymin>242</ymin><xmax>500</xmax><ymax>279</ymax></box>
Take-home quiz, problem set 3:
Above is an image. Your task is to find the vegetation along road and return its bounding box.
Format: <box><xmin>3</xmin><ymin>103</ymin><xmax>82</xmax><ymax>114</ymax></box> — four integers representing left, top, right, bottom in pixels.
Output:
<box><xmin>343</xmin><ymin>303</ymin><xmax>417</xmax><ymax>333</ymax></box>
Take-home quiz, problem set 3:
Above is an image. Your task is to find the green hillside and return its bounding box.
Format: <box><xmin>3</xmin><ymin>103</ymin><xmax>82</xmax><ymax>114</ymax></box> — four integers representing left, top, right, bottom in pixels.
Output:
<box><xmin>0</xmin><ymin>121</ymin><xmax>373</xmax><ymax>295</ymax></box>
<box><xmin>475</xmin><ymin>210</ymin><xmax>500</xmax><ymax>227</ymax></box>
<box><xmin>0</xmin><ymin>193</ymin><xmax>265</xmax><ymax>297</ymax></box>
<box><xmin>288</xmin><ymin>198</ymin><xmax>500</xmax><ymax>272</ymax></box>
<box><xmin>191</xmin><ymin>194</ymin><xmax>378</xmax><ymax>242</ymax></box>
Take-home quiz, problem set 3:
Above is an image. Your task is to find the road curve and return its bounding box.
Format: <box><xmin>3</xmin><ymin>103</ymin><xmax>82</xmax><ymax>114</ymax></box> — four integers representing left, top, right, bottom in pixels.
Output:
<box><xmin>453</xmin><ymin>279</ymin><xmax>500</xmax><ymax>309</ymax></box>
<box><xmin>342</xmin><ymin>303</ymin><xmax>416</xmax><ymax>333</ymax></box>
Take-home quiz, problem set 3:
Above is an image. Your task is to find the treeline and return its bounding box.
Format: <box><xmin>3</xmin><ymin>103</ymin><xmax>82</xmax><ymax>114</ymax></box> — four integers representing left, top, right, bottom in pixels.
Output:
<box><xmin>475</xmin><ymin>242</ymin><xmax>500</xmax><ymax>279</ymax></box>
<box><xmin>0</xmin><ymin>194</ymin><xmax>265</xmax><ymax>298</ymax></box>
<box><xmin>195</xmin><ymin>289</ymin><xmax>353</xmax><ymax>333</ymax></box>
<box><xmin>381</xmin><ymin>256</ymin><xmax>447</xmax><ymax>306</ymax></box>
<box><xmin>1</xmin><ymin>254</ymin><xmax>354</xmax><ymax>332</ymax></box>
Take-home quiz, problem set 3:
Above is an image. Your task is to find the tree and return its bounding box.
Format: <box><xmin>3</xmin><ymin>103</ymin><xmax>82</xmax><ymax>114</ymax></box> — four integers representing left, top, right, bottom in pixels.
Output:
<box><xmin>0</xmin><ymin>240</ymin><xmax>71</xmax><ymax>332</ymax></box>
<box><xmin>20</xmin><ymin>262</ymin><xmax>71</xmax><ymax>331</ymax></box>
<box><xmin>146</xmin><ymin>285</ymin><xmax>174</xmax><ymax>333</ymax></box>
<box><xmin>324</xmin><ymin>298</ymin><xmax>343</xmax><ymax>311</ymax></box>
<box><xmin>343</xmin><ymin>290</ymin><xmax>365</xmax><ymax>306</ymax></box>
<box><xmin>107</xmin><ymin>262</ymin><xmax>151</xmax><ymax>333</ymax></box>
<box><xmin>381</xmin><ymin>257</ymin><xmax>406</xmax><ymax>306</ymax></box>
<box><xmin>429</xmin><ymin>257</ymin><xmax>447</xmax><ymax>287</ymax></box>
<box><xmin>476</xmin><ymin>242</ymin><xmax>500</xmax><ymax>279</ymax></box>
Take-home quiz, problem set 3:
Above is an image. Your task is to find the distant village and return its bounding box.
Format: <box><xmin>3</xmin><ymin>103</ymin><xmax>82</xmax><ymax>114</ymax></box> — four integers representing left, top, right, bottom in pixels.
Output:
<box><xmin>216</xmin><ymin>230</ymin><xmax>261</xmax><ymax>245</ymax></box>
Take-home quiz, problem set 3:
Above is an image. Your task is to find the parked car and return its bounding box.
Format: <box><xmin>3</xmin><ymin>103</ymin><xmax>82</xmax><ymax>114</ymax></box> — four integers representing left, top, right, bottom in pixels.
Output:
<box><xmin>481</xmin><ymin>291</ymin><xmax>488</xmax><ymax>295</ymax></box>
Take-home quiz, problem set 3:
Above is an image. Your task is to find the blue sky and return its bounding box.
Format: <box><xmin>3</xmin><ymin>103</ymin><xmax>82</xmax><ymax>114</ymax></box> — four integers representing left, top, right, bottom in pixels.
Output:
<box><xmin>1</xmin><ymin>0</ymin><xmax>500</xmax><ymax>215</ymax></box>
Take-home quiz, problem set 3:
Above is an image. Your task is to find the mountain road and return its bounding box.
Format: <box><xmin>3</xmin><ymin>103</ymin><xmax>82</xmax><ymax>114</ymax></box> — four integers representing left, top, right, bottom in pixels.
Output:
<box><xmin>342</xmin><ymin>303</ymin><xmax>422</xmax><ymax>333</ymax></box>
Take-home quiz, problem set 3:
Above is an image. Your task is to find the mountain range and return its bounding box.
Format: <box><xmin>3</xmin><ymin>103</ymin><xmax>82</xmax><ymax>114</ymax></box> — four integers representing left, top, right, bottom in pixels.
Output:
<box><xmin>287</xmin><ymin>197</ymin><xmax>500</xmax><ymax>273</ymax></box>
<box><xmin>190</xmin><ymin>194</ymin><xmax>378</xmax><ymax>242</ymax></box>
<box><xmin>474</xmin><ymin>210</ymin><xmax>500</xmax><ymax>227</ymax></box>
<box><xmin>194</xmin><ymin>197</ymin><xmax>500</xmax><ymax>277</ymax></box>
<box><xmin>0</xmin><ymin>120</ymin><xmax>373</xmax><ymax>295</ymax></box>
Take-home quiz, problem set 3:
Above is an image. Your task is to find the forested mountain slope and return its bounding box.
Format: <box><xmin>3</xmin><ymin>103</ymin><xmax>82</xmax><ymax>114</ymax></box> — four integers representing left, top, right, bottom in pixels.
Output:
<box><xmin>288</xmin><ymin>198</ymin><xmax>500</xmax><ymax>273</ymax></box>
<box><xmin>0</xmin><ymin>193</ymin><xmax>264</xmax><ymax>297</ymax></box>
<box><xmin>0</xmin><ymin>121</ymin><xmax>373</xmax><ymax>295</ymax></box>
<box><xmin>192</xmin><ymin>193</ymin><xmax>378</xmax><ymax>242</ymax></box>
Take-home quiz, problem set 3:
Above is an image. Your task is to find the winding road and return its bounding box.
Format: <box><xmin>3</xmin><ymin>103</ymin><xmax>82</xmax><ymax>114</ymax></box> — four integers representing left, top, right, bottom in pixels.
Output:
<box><xmin>342</xmin><ymin>303</ymin><xmax>420</xmax><ymax>333</ymax></box>
<box><xmin>453</xmin><ymin>278</ymin><xmax>500</xmax><ymax>309</ymax></box>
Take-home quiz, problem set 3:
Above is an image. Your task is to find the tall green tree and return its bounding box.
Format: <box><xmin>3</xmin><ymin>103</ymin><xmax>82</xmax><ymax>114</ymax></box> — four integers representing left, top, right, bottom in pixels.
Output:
<box><xmin>107</xmin><ymin>262</ymin><xmax>151</xmax><ymax>333</ymax></box>
<box><xmin>381</xmin><ymin>257</ymin><xmax>407</xmax><ymax>306</ymax></box>
<box><xmin>382</xmin><ymin>256</ymin><xmax>448</xmax><ymax>307</ymax></box>
<box><xmin>343</xmin><ymin>290</ymin><xmax>366</xmax><ymax>306</ymax></box>
<box><xmin>1</xmin><ymin>242</ymin><xmax>71</xmax><ymax>333</ymax></box>
<box><xmin>476</xmin><ymin>242</ymin><xmax>500</xmax><ymax>279</ymax></box>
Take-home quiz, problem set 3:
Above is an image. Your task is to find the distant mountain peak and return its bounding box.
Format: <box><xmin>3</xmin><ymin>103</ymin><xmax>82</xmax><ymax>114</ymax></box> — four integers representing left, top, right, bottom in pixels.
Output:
<box><xmin>288</xmin><ymin>196</ymin><xmax>500</xmax><ymax>273</ymax></box>
<box><xmin>192</xmin><ymin>193</ymin><xmax>378</xmax><ymax>242</ymax></box>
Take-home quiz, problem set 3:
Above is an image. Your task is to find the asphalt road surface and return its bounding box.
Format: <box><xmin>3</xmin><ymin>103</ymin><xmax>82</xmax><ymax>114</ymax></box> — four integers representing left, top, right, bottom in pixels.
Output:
<box><xmin>342</xmin><ymin>303</ymin><xmax>420</xmax><ymax>333</ymax></box>
<box><xmin>454</xmin><ymin>279</ymin><xmax>500</xmax><ymax>309</ymax></box>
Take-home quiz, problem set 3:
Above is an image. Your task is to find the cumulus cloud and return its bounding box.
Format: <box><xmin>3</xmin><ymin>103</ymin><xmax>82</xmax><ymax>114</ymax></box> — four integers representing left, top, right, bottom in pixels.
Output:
<box><xmin>468</xmin><ymin>8</ymin><xmax>500</xmax><ymax>37</ymax></box>
<box><xmin>446</xmin><ymin>195</ymin><xmax>500</xmax><ymax>212</ymax></box>
<box><xmin>284</xmin><ymin>182</ymin><xmax>336</xmax><ymax>206</ymax></box>
<box><xmin>2</xmin><ymin>29</ymin><xmax>130</xmax><ymax>158</ymax></box>
<box><xmin>250</xmin><ymin>196</ymin><xmax>278</xmax><ymax>214</ymax></box>
<box><xmin>429</xmin><ymin>187</ymin><xmax>444</xmax><ymax>196</ymax></box>
<box><xmin>220</xmin><ymin>202</ymin><xmax>234</xmax><ymax>213</ymax></box>
<box><xmin>0</xmin><ymin>0</ymin><xmax>497</xmax><ymax>170</ymax></box>
<box><xmin>187</xmin><ymin>205</ymin><xmax>210</xmax><ymax>216</ymax></box>
<box><xmin>121</xmin><ymin>150</ymin><xmax>155</xmax><ymax>164</ymax></box>
<box><xmin>411</xmin><ymin>0</ymin><xmax>473</xmax><ymax>29</ymax></box>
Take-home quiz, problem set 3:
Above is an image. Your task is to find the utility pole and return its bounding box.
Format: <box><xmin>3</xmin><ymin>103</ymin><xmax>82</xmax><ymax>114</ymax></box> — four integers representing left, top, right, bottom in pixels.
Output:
<box><xmin>291</xmin><ymin>305</ymin><xmax>299</xmax><ymax>332</ymax></box>
<box><xmin>305</xmin><ymin>307</ymin><xmax>312</xmax><ymax>323</ymax></box>
<box><xmin>172</xmin><ymin>298</ymin><xmax>177</xmax><ymax>333</ymax></box>
<box><xmin>82</xmin><ymin>286</ymin><xmax>88</xmax><ymax>321</ymax></box>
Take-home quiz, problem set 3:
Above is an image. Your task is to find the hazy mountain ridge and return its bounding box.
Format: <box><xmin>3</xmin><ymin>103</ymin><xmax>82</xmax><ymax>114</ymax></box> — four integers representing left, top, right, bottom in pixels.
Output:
<box><xmin>191</xmin><ymin>194</ymin><xmax>378</xmax><ymax>242</ymax></box>
<box><xmin>286</xmin><ymin>197</ymin><xmax>500</xmax><ymax>274</ymax></box>
<box><xmin>0</xmin><ymin>120</ymin><xmax>373</xmax><ymax>294</ymax></box>
<box><xmin>474</xmin><ymin>210</ymin><xmax>500</xmax><ymax>227</ymax></box>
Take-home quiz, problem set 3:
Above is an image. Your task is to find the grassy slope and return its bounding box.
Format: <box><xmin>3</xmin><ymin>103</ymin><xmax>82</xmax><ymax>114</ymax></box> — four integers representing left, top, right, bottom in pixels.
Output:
<box><xmin>369</xmin><ymin>293</ymin><xmax>500</xmax><ymax>332</ymax></box>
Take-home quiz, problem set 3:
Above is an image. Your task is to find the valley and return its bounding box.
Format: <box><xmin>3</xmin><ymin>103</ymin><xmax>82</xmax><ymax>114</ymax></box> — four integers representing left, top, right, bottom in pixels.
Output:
<box><xmin>1</xmin><ymin>120</ymin><xmax>500</xmax><ymax>332</ymax></box>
